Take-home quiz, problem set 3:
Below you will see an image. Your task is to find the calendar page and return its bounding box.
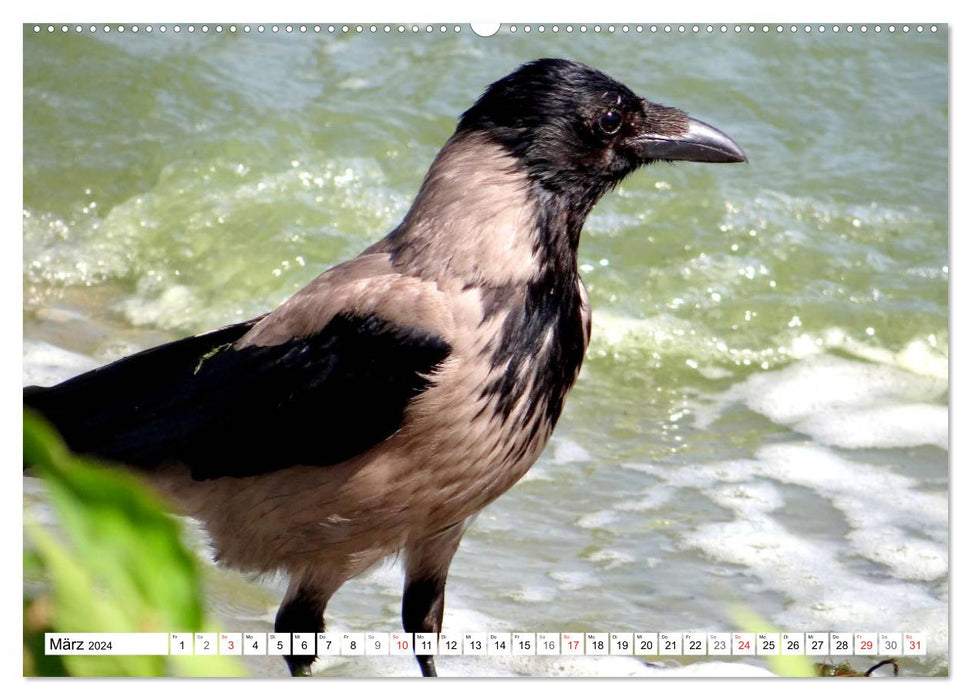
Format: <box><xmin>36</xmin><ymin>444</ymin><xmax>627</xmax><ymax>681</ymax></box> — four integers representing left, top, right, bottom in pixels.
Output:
<box><xmin>22</xmin><ymin>11</ymin><xmax>948</xmax><ymax>682</ymax></box>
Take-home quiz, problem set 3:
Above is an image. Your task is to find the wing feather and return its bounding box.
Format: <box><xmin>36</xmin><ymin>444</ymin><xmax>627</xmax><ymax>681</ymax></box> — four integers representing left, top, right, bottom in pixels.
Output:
<box><xmin>25</xmin><ymin>281</ymin><xmax>453</xmax><ymax>480</ymax></box>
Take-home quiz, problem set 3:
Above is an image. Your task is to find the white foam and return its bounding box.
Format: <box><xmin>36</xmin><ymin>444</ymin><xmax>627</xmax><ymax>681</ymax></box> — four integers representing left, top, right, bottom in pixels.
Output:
<box><xmin>705</xmin><ymin>481</ymin><xmax>786</xmax><ymax>517</ymax></box>
<box><xmin>755</xmin><ymin>444</ymin><xmax>948</xmax><ymax>581</ymax></box>
<box><xmin>525</xmin><ymin>438</ymin><xmax>591</xmax><ymax>483</ymax></box>
<box><xmin>615</xmin><ymin>484</ymin><xmax>677</xmax><ymax>512</ymax></box>
<box><xmin>713</xmin><ymin>353</ymin><xmax>947</xmax><ymax>450</ymax></box>
<box><xmin>22</xmin><ymin>339</ymin><xmax>99</xmax><ymax>386</ymax></box>
<box><xmin>652</xmin><ymin>661</ymin><xmax>774</xmax><ymax>677</ymax></box>
<box><xmin>625</xmin><ymin>443</ymin><xmax>947</xmax><ymax>658</ymax></box>
<box><xmin>589</xmin><ymin>311</ymin><xmax>702</xmax><ymax>361</ymax></box>
<box><xmin>500</xmin><ymin>585</ymin><xmax>558</xmax><ymax>604</ymax></box>
<box><xmin>548</xmin><ymin>570</ymin><xmax>601</xmax><ymax>592</ymax></box>
<box><xmin>495</xmin><ymin>656</ymin><xmax>771</xmax><ymax>677</ymax></box>
<box><xmin>589</xmin><ymin>299</ymin><xmax>947</xmax><ymax>388</ymax></box>
<box><xmin>775</xmin><ymin>328</ymin><xmax>948</xmax><ymax>382</ymax></box>
<box><xmin>117</xmin><ymin>283</ymin><xmax>199</xmax><ymax>330</ymax></box>
<box><xmin>435</xmin><ymin>655</ymin><xmax>771</xmax><ymax>677</ymax></box>
<box><xmin>357</xmin><ymin>557</ymin><xmax>407</xmax><ymax>597</ymax></box>
<box><xmin>739</xmin><ymin>354</ymin><xmax>944</xmax><ymax>422</ymax></box>
<box><xmin>583</xmin><ymin>549</ymin><xmax>637</xmax><ymax>570</ymax></box>
<box><xmin>576</xmin><ymin>510</ymin><xmax>618</xmax><ymax>529</ymax></box>
<box><xmin>795</xmin><ymin>403</ymin><xmax>948</xmax><ymax>449</ymax></box>
<box><xmin>549</xmin><ymin>437</ymin><xmax>593</xmax><ymax>465</ymax></box>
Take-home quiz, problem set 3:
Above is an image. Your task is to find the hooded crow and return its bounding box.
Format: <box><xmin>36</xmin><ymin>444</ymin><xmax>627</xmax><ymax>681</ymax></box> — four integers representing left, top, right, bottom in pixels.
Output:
<box><xmin>24</xmin><ymin>58</ymin><xmax>746</xmax><ymax>677</ymax></box>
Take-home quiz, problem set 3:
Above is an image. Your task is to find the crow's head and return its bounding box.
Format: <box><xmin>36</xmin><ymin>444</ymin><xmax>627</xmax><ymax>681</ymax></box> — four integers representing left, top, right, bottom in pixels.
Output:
<box><xmin>458</xmin><ymin>58</ymin><xmax>746</xmax><ymax>207</ymax></box>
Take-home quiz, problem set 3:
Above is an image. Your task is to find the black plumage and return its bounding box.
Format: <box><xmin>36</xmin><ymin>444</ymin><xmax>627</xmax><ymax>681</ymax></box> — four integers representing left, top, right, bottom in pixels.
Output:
<box><xmin>27</xmin><ymin>314</ymin><xmax>451</xmax><ymax>479</ymax></box>
<box><xmin>24</xmin><ymin>58</ymin><xmax>745</xmax><ymax>677</ymax></box>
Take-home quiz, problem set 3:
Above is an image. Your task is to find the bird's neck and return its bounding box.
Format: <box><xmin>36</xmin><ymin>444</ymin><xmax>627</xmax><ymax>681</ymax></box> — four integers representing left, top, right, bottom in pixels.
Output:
<box><xmin>381</xmin><ymin>131</ymin><xmax>586</xmax><ymax>290</ymax></box>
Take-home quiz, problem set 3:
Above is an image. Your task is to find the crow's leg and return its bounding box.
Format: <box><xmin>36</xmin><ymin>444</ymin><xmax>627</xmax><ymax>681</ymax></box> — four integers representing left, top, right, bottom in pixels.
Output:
<box><xmin>402</xmin><ymin>520</ymin><xmax>467</xmax><ymax>677</ymax></box>
<box><xmin>275</xmin><ymin>575</ymin><xmax>340</xmax><ymax>677</ymax></box>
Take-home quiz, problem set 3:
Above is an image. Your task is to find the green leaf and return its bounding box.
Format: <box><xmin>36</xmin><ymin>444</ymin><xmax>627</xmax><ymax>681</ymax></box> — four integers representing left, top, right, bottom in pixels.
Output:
<box><xmin>728</xmin><ymin>603</ymin><xmax>818</xmax><ymax>677</ymax></box>
<box><xmin>23</xmin><ymin>410</ymin><xmax>245</xmax><ymax>677</ymax></box>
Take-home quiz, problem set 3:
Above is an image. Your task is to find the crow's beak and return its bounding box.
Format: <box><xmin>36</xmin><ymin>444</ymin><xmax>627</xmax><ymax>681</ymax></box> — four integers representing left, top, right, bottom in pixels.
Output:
<box><xmin>629</xmin><ymin>116</ymin><xmax>747</xmax><ymax>164</ymax></box>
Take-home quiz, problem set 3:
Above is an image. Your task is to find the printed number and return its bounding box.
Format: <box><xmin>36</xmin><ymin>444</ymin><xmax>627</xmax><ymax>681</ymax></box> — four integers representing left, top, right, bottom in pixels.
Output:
<box><xmin>300</xmin><ymin>640</ymin><xmax>308</xmax><ymax>651</ymax></box>
<box><xmin>860</xmin><ymin>640</ymin><xmax>873</xmax><ymax>651</ymax></box>
<box><xmin>446</xmin><ymin>640</ymin><xmax>458</xmax><ymax>651</ymax></box>
<box><xmin>177</xmin><ymin>640</ymin><xmax>185</xmax><ymax>650</ymax></box>
<box><xmin>616</xmin><ymin>640</ymin><xmax>629</xmax><ymax>651</ymax></box>
<box><xmin>397</xmin><ymin>639</ymin><xmax>409</xmax><ymax>651</ymax></box>
<box><xmin>713</xmin><ymin>640</ymin><xmax>727</xmax><ymax>651</ymax></box>
<box><xmin>885</xmin><ymin>640</ymin><xmax>897</xmax><ymax>651</ymax></box>
<box><xmin>909</xmin><ymin>640</ymin><xmax>921</xmax><ymax>651</ymax></box>
<box><xmin>738</xmin><ymin>641</ymin><xmax>751</xmax><ymax>651</ymax></box>
<box><xmin>640</xmin><ymin>640</ymin><xmax>655</xmax><ymax>651</ymax></box>
<box><xmin>591</xmin><ymin>640</ymin><xmax>604</xmax><ymax>651</ymax></box>
<box><xmin>836</xmin><ymin>640</ymin><xmax>848</xmax><ymax>651</ymax></box>
<box><xmin>543</xmin><ymin>640</ymin><xmax>556</xmax><ymax>651</ymax></box>
<box><xmin>787</xmin><ymin>641</ymin><xmax>799</xmax><ymax>651</ymax></box>
<box><xmin>518</xmin><ymin>639</ymin><xmax>532</xmax><ymax>651</ymax></box>
<box><xmin>349</xmin><ymin>641</ymin><xmax>357</xmax><ymax>651</ymax></box>
<box><xmin>762</xmin><ymin>640</ymin><xmax>775</xmax><ymax>650</ymax></box>
<box><xmin>420</xmin><ymin>639</ymin><xmax>432</xmax><ymax>651</ymax></box>
<box><xmin>568</xmin><ymin>640</ymin><xmax>579</xmax><ymax>651</ymax></box>
<box><xmin>689</xmin><ymin>640</ymin><xmax>702</xmax><ymax>651</ymax></box>
<box><xmin>811</xmin><ymin>640</ymin><xmax>822</xmax><ymax>650</ymax></box>
<box><xmin>664</xmin><ymin>640</ymin><xmax>675</xmax><ymax>651</ymax></box>
<box><xmin>469</xmin><ymin>640</ymin><xmax>482</xmax><ymax>651</ymax></box>
<box><xmin>203</xmin><ymin>640</ymin><xmax>210</xmax><ymax>650</ymax></box>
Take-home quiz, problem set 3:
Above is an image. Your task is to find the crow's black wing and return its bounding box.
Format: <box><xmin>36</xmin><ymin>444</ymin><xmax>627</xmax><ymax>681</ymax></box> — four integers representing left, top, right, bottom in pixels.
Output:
<box><xmin>24</xmin><ymin>313</ymin><xmax>451</xmax><ymax>480</ymax></box>
<box><xmin>24</xmin><ymin>318</ymin><xmax>263</xmax><ymax>462</ymax></box>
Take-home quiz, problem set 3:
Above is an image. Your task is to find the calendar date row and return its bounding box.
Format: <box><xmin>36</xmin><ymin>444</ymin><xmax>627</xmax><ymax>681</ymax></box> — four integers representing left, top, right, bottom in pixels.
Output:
<box><xmin>47</xmin><ymin>632</ymin><xmax>926</xmax><ymax>657</ymax></box>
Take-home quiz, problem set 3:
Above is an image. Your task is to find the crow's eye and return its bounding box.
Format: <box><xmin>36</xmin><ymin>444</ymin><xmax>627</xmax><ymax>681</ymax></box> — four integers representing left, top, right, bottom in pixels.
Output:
<box><xmin>598</xmin><ymin>109</ymin><xmax>623</xmax><ymax>135</ymax></box>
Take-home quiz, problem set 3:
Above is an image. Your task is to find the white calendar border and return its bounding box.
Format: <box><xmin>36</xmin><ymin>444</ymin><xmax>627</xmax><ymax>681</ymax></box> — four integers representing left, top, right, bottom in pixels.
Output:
<box><xmin>11</xmin><ymin>2</ymin><xmax>959</xmax><ymax>698</ymax></box>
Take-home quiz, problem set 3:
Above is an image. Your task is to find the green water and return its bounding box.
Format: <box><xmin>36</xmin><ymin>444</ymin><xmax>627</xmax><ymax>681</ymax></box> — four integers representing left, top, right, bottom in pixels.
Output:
<box><xmin>23</xmin><ymin>25</ymin><xmax>948</xmax><ymax>677</ymax></box>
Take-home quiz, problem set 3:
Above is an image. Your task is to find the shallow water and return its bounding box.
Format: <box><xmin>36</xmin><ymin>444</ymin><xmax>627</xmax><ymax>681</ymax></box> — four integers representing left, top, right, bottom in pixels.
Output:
<box><xmin>23</xmin><ymin>24</ymin><xmax>948</xmax><ymax>676</ymax></box>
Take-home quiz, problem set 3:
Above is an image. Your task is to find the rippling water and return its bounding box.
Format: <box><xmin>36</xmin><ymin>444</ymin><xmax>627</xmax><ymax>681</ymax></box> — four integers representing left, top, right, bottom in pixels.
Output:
<box><xmin>23</xmin><ymin>24</ymin><xmax>948</xmax><ymax>676</ymax></box>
